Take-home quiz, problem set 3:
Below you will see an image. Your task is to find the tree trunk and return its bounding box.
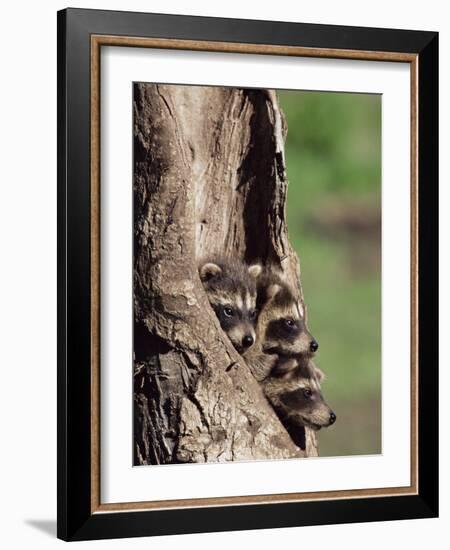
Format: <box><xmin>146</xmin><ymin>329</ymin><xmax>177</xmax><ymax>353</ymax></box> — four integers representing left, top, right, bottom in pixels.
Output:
<box><xmin>133</xmin><ymin>83</ymin><xmax>318</xmax><ymax>465</ymax></box>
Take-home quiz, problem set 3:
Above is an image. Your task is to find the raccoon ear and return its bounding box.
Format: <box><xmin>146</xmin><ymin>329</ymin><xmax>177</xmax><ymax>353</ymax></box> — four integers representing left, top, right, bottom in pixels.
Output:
<box><xmin>248</xmin><ymin>264</ymin><xmax>262</xmax><ymax>279</ymax></box>
<box><xmin>297</xmin><ymin>300</ymin><xmax>305</xmax><ymax>318</ymax></box>
<box><xmin>314</xmin><ymin>366</ymin><xmax>326</xmax><ymax>384</ymax></box>
<box><xmin>302</xmin><ymin>360</ymin><xmax>325</xmax><ymax>383</ymax></box>
<box><xmin>199</xmin><ymin>262</ymin><xmax>222</xmax><ymax>281</ymax></box>
<box><xmin>266</xmin><ymin>283</ymin><xmax>282</xmax><ymax>299</ymax></box>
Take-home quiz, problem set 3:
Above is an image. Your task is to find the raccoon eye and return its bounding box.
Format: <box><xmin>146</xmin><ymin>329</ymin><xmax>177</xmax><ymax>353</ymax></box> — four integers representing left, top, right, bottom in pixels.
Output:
<box><xmin>223</xmin><ymin>307</ymin><xmax>234</xmax><ymax>318</ymax></box>
<box><xmin>249</xmin><ymin>309</ymin><xmax>258</xmax><ymax>320</ymax></box>
<box><xmin>284</xmin><ymin>318</ymin><xmax>296</xmax><ymax>328</ymax></box>
<box><xmin>302</xmin><ymin>388</ymin><xmax>313</xmax><ymax>399</ymax></box>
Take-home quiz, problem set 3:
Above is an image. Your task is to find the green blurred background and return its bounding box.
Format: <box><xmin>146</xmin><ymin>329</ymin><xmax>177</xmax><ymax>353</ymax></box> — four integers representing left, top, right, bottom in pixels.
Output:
<box><xmin>278</xmin><ymin>90</ymin><xmax>382</xmax><ymax>457</ymax></box>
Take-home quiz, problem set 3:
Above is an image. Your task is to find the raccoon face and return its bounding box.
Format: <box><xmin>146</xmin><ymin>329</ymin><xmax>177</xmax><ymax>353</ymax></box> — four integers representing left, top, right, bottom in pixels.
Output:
<box><xmin>263</xmin><ymin>363</ymin><xmax>335</xmax><ymax>431</ymax></box>
<box><xmin>199</xmin><ymin>259</ymin><xmax>261</xmax><ymax>354</ymax></box>
<box><xmin>212</xmin><ymin>302</ymin><xmax>258</xmax><ymax>353</ymax></box>
<box><xmin>279</xmin><ymin>383</ymin><xmax>336</xmax><ymax>431</ymax></box>
<box><xmin>260</xmin><ymin>283</ymin><xmax>318</xmax><ymax>357</ymax></box>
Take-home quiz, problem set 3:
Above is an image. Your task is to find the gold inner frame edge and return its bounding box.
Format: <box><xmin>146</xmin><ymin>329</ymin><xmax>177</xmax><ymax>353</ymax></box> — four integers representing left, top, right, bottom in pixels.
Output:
<box><xmin>90</xmin><ymin>34</ymin><xmax>419</xmax><ymax>514</ymax></box>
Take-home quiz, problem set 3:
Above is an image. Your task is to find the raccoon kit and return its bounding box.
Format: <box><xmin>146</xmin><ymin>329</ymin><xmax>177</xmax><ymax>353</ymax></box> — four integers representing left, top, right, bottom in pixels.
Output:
<box><xmin>263</xmin><ymin>357</ymin><xmax>336</xmax><ymax>436</ymax></box>
<box><xmin>199</xmin><ymin>258</ymin><xmax>262</xmax><ymax>354</ymax></box>
<box><xmin>244</xmin><ymin>268</ymin><xmax>319</xmax><ymax>382</ymax></box>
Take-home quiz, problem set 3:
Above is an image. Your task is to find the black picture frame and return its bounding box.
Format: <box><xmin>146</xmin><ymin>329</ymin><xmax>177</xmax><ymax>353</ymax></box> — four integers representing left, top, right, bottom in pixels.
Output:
<box><xmin>57</xmin><ymin>7</ymin><xmax>438</xmax><ymax>542</ymax></box>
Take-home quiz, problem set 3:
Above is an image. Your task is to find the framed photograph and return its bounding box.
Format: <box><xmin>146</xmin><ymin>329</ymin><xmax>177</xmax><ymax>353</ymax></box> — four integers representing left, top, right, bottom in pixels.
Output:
<box><xmin>57</xmin><ymin>8</ymin><xmax>438</xmax><ymax>541</ymax></box>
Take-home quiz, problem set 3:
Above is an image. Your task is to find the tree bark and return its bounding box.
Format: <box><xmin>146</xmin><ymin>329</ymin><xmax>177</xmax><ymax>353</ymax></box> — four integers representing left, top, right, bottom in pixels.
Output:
<box><xmin>133</xmin><ymin>83</ymin><xmax>317</xmax><ymax>465</ymax></box>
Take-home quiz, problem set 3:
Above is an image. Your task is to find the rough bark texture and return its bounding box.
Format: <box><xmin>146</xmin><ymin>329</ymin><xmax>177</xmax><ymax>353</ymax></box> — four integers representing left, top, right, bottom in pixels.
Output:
<box><xmin>133</xmin><ymin>83</ymin><xmax>318</xmax><ymax>465</ymax></box>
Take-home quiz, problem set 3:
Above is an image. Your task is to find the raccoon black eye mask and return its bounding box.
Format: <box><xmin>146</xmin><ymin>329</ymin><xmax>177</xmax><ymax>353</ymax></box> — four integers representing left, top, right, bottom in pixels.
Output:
<box><xmin>266</xmin><ymin>317</ymin><xmax>302</xmax><ymax>343</ymax></box>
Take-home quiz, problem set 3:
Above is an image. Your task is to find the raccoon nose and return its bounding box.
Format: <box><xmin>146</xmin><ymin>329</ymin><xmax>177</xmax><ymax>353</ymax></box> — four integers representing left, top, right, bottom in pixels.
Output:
<box><xmin>329</xmin><ymin>412</ymin><xmax>337</xmax><ymax>425</ymax></box>
<box><xmin>242</xmin><ymin>335</ymin><xmax>254</xmax><ymax>348</ymax></box>
<box><xmin>310</xmin><ymin>340</ymin><xmax>319</xmax><ymax>353</ymax></box>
